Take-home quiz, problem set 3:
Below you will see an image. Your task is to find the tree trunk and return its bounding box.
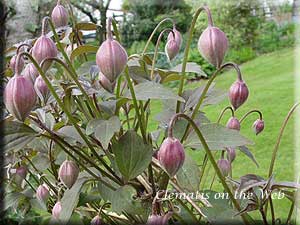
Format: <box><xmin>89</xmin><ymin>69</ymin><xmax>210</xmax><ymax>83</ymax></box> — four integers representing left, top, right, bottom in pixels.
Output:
<box><xmin>99</xmin><ymin>7</ymin><xmax>107</xmax><ymax>45</ymax></box>
<box><xmin>5</xmin><ymin>0</ymin><xmax>38</xmax><ymax>46</ymax></box>
<box><xmin>292</xmin><ymin>0</ymin><xmax>300</xmax><ymax>22</ymax></box>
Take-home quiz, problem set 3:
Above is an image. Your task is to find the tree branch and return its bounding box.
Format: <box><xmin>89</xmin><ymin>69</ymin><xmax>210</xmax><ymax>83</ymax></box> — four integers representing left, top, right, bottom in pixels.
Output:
<box><xmin>105</xmin><ymin>0</ymin><xmax>111</xmax><ymax>10</ymax></box>
<box><xmin>72</xmin><ymin>2</ymin><xmax>97</xmax><ymax>23</ymax></box>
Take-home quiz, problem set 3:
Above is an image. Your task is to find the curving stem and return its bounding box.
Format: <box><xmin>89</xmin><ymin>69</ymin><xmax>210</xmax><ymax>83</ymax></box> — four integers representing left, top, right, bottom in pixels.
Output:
<box><xmin>176</xmin><ymin>6</ymin><xmax>214</xmax><ymax>113</ymax></box>
<box><xmin>16</xmin><ymin>43</ymin><xmax>31</xmax><ymax>54</ymax></box>
<box><xmin>142</xmin><ymin>18</ymin><xmax>175</xmax><ymax>54</ymax></box>
<box><xmin>14</xmin><ymin>53</ymin><xmax>23</xmax><ymax>76</ymax></box>
<box><xmin>167</xmin><ymin>113</ymin><xmax>251</xmax><ymax>225</ymax></box>
<box><xmin>239</xmin><ymin>109</ymin><xmax>263</xmax><ymax>124</ymax></box>
<box><xmin>217</xmin><ymin>106</ymin><xmax>235</xmax><ymax>123</ymax></box>
<box><xmin>150</xmin><ymin>28</ymin><xmax>174</xmax><ymax>79</ymax></box>
<box><xmin>107</xmin><ymin>17</ymin><xmax>113</xmax><ymax>40</ymax></box>
<box><xmin>180</xmin><ymin>62</ymin><xmax>243</xmax><ymax>142</ymax></box>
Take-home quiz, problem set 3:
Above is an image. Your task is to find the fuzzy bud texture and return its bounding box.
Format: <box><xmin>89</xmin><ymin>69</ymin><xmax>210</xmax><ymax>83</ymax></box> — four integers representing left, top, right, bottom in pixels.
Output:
<box><xmin>229</xmin><ymin>80</ymin><xmax>249</xmax><ymax>110</ymax></box>
<box><xmin>165</xmin><ymin>28</ymin><xmax>182</xmax><ymax>61</ymax></box>
<box><xmin>16</xmin><ymin>166</ymin><xmax>27</xmax><ymax>179</ymax></box>
<box><xmin>146</xmin><ymin>212</ymin><xmax>172</xmax><ymax>225</ymax></box>
<box><xmin>32</xmin><ymin>35</ymin><xmax>58</xmax><ymax>70</ymax></box>
<box><xmin>99</xmin><ymin>72</ymin><xmax>116</xmax><ymax>93</ymax></box>
<box><xmin>91</xmin><ymin>215</ymin><xmax>102</xmax><ymax>225</ymax></box>
<box><xmin>23</xmin><ymin>63</ymin><xmax>39</xmax><ymax>84</ymax></box>
<box><xmin>51</xmin><ymin>2</ymin><xmax>69</xmax><ymax>27</ymax></box>
<box><xmin>198</xmin><ymin>26</ymin><xmax>228</xmax><ymax>68</ymax></box>
<box><xmin>252</xmin><ymin>119</ymin><xmax>264</xmax><ymax>135</ymax></box>
<box><xmin>10</xmin><ymin>55</ymin><xmax>24</xmax><ymax>73</ymax></box>
<box><xmin>226</xmin><ymin>117</ymin><xmax>241</xmax><ymax>131</ymax></box>
<box><xmin>4</xmin><ymin>75</ymin><xmax>37</xmax><ymax>121</ymax></box>
<box><xmin>226</xmin><ymin>148</ymin><xmax>236</xmax><ymax>163</ymax></box>
<box><xmin>158</xmin><ymin>137</ymin><xmax>185</xmax><ymax>177</ymax></box>
<box><xmin>58</xmin><ymin>160</ymin><xmax>79</xmax><ymax>188</ymax></box>
<box><xmin>217</xmin><ymin>159</ymin><xmax>231</xmax><ymax>176</ymax></box>
<box><xmin>34</xmin><ymin>75</ymin><xmax>49</xmax><ymax>102</ymax></box>
<box><xmin>36</xmin><ymin>184</ymin><xmax>49</xmax><ymax>202</ymax></box>
<box><xmin>52</xmin><ymin>201</ymin><xmax>62</xmax><ymax>219</ymax></box>
<box><xmin>96</xmin><ymin>37</ymin><xmax>128</xmax><ymax>83</ymax></box>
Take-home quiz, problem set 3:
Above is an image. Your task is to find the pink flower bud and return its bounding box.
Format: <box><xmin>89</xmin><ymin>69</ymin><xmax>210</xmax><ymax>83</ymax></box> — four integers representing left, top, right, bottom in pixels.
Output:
<box><xmin>4</xmin><ymin>75</ymin><xmax>37</xmax><ymax>121</ymax></box>
<box><xmin>91</xmin><ymin>215</ymin><xmax>102</xmax><ymax>225</ymax></box>
<box><xmin>16</xmin><ymin>166</ymin><xmax>27</xmax><ymax>179</ymax></box>
<box><xmin>52</xmin><ymin>201</ymin><xmax>62</xmax><ymax>219</ymax></box>
<box><xmin>165</xmin><ymin>27</ymin><xmax>181</xmax><ymax>61</ymax></box>
<box><xmin>157</xmin><ymin>137</ymin><xmax>185</xmax><ymax>177</ymax></box>
<box><xmin>51</xmin><ymin>1</ymin><xmax>69</xmax><ymax>27</ymax></box>
<box><xmin>226</xmin><ymin>117</ymin><xmax>240</xmax><ymax>131</ymax></box>
<box><xmin>34</xmin><ymin>75</ymin><xmax>49</xmax><ymax>102</ymax></box>
<box><xmin>229</xmin><ymin>80</ymin><xmax>249</xmax><ymax>110</ymax></box>
<box><xmin>36</xmin><ymin>184</ymin><xmax>49</xmax><ymax>202</ymax></box>
<box><xmin>198</xmin><ymin>26</ymin><xmax>228</xmax><ymax>68</ymax></box>
<box><xmin>10</xmin><ymin>55</ymin><xmax>24</xmax><ymax>73</ymax></box>
<box><xmin>96</xmin><ymin>37</ymin><xmax>128</xmax><ymax>83</ymax></box>
<box><xmin>252</xmin><ymin>119</ymin><xmax>264</xmax><ymax>135</ymax></box>
<box><xmin>217</xmin><ymin>159</ymin><xmax>231</xmax><ymax>176</ymax></box>
<box><xmin>146</xmin><ymin>212</ymin><xmax>172</xmax><ymax>225</ymax></box>
<box><xmin>23</xmin><ymin>63</ymin><xmax>39</xmax><ymax>84</ymax></box>
<box><xmin>58</xmin><ymin>160</ymin><xmax>79</xmax><ymax>189</ymax></box>
<box><xmin>226</xmin><ymin>148</ymin><xmax>236</xmax><ymax>163</ymax></box>
<box><xmin>99</xmin><ymin>72</ymin><xmax>116</xmax><ymax>93</ymax></box>
<box><xmin>32</xmin><ymin>35</ymin><xmax>58</xmax><ymax>70</ymax></box>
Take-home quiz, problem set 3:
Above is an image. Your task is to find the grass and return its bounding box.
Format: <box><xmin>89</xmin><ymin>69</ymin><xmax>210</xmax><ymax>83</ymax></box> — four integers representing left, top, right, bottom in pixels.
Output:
<box><xmin>148</xmin><ymin>48</ymin><xmax>296</xmax><ymax>220</ymax></box>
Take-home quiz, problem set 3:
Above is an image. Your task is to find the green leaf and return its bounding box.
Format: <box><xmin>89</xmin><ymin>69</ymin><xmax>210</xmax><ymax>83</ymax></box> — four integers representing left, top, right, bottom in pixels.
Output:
<box><xmin>70</xmin><ymin>45</ymin><xmax>98</xmax><ymax>62</ymax></box>
<box><xmin>112</xmin><ymin>130</ymin><xmax>153</xmax><ymax>181</ymax></box>
<box><xmin>2</xmin><ymin>120</ymin><xmax>38</xmax><ymax>152</ymax></box>
<box><xmin>238</xmin><ymin>146</ymin><xmax>259</xmax><ymax>168</ymax></box>
<box><xmin>125</xmin><ymin>81</ymin><xmax>185</xmax><ymax>102</ymax></box>
<box><xmin>177</xmin><ymin>154</ymin><xmax>201</xmax><ymax>192</ymax></box>
<box><xmin>76</xmin><ymin>22</ymin><xmax>98</xmax><ymax>31</ymax></box>
<box><xmin>185</xmin><ymin>123</ymin><xmax>253</xmax><ymax>150</ymax></box>
<box><xmin>94</xmin><ymin>116</ymin><xmax>121</xmax><ymax>149</ymax></box>
<box><xmin>170</xmin><ymin>62</ymin><xmax>207</xmax><ymax>77</ymax></box>
<box><xmin>31</xmin><ymin>153</ymin><xmax>50</xmax><ymax>171</ymax></box>
<box><xmin>58</xmin><ymin>172</ymin><xmax>92</xmax><ymax>224</ymax></box>
<box><xmin>57</xmin><ymin>126</ymin><xmax>86</xmax><ymax>145</ymax></box>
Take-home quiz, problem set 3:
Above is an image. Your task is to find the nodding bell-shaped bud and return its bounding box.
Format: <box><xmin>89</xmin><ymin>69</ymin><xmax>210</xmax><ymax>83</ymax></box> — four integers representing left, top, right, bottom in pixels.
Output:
<box><xmin>51</xmin><ymin>0</ymin><xmax>69</xmax><ymax>27</ymax></box>
<box><xmin>58</xmin><ymin>160</ymin><xmax>79</xmax><ymax>189</ymax></box>
<box><xmin>157</xmin><ymin>137</ymin><xmax>185</xmax><ymax>177</ymax></box>
<box><xmin>52</xmin><ymin>201</ymin><xmax>62</xmax><ymax>219</ymax></box>
<box><xmin>32</xmin><ymin>35</ymin><xmax>58</xmax><ymax>71</ymax></box>
<box><xmin>253</xmin><ymin>119</ymin><xmax>264</xmax><ymax>135</ymax></box>
<box><xmin>10</xmin><ymin>55</ymin><xmax>24</xmax><ymax>73</ymax></box>
<box><xmin>34</xmin><ymin>75</ymin><xmax>49</xmax><ymax>103</ymax></box>
<box><xmin>226</xmin><ymin>148</ymin><xmax>236</xmax><ymax>163</ymax></box>
<box><xmin>226</xmin><ymin>117</ymin><xmax>240</xmax><ymax>131</ymax></box>
<box><xmin>229</xmin><ymin>79</ymin><xmax>249</xmax><ymax>110</ymax></box>
<box><xmin>16</xmin><ymin>166</ymin><xmax>27</xmax><ymax>179</ymax></box>
<box><xmin>198</xmin><ymin>26</ymin><xmax>228</xmax><ymax>68</ymax></box>
<box><xmin>4</xmin><ymin>75</ymin><xmax>37</xmax><ymax>121</ymax></box>
<box><xmin>96</xmin><ymin>18</ymin><xmax>128</xmax><ymax>83</ymax></box>
<box><xmin>217</xmin><ymin>159</ymin><xmax>231</xmax><ymax>176</ymax></box>
<box><xmin>36</xmin><ymin>184</ymin><xmax>49</xmax><ymax>202</ymax></box>
<box><xmin>147</xmin><ymin>212</ymin><xmax>173</xmax><ymax>225</ymax></box>
<box><xmin>99</xmin><ymin>72</ymin><xmax>116</xmax><ymax>93</ymax></box>
<box><xmin>23</xmin><ymin>63</ymin><xmax>39</xmax><ymax>84</ymax></box>
<box><xmin>91</xmin><ymin>215</ymin><xmax>102</xmax><ymax>225</ymax></box>
<box><xmin>165</xmin><ymin>27</ymin><xmax>182</xmax><ymax>61</ymax></box>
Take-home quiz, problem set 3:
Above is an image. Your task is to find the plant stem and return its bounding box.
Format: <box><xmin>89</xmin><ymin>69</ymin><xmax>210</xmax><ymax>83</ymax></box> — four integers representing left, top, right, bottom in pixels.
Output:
<box><xmin>239</xmin><ymin>109</ymin><xmax>263</xmax><ymax>124</ymax></box>
<box><xmin>217</xmin><ymin>106</ymin><xmax>235</xmax><ymax>123</ymax></box>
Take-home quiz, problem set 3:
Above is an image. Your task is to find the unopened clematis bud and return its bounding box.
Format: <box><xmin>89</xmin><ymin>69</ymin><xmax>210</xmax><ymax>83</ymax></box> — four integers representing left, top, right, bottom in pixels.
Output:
<box><xmin>51</xmin><ymin>0</ymin><xmax>69</xmax><ymax>28</ymax></box>
<box><xmin>58</xmin><ymin>160</ymin><xmax>79</xmax><ymax>189</ymax></box>
<box><xmin>217</xmin><ymin>159</ymin><xmax>231</xmax><ymax>176</ymax></box>
<box><xmin>32</xmin><ymin>19</ymin><xmax>58</xmax><ymax>71</ymax></box>
<box><xmin>165</xmin><ymin>27</ymin><xmax>182</xmax><ymax>61</ymax></box>
<box><xmin>4</xmin><ymin>74</ymin><xmax>37</xmax><ymax>121</ymax></box>
<box><xmin>34</xmin><ymin>75</ymin><xmax>49</xmax><ymax>103</ymax></box>
<box><xmin>229</xmin><ymin>79</ymin><xmax>249</xmax><ymax>110</ymax></box>
<box><xmin>52</xmin><ymin>201</ymin><xmax>62</xmax><ymax>219</ymax></box>
<box><xmin>23</xmin><ymin>63</ymin><xmax>39</xmax><ymax>84</ymax></box>
<box><xmin>99</xmin><ymin>72</ymin><xmax>116</xmax><ymax>93</ymax></box>
<box><xmin>147</xmin><ymin>212</ymin><xmax>173</xmax><ymax>225</ymax></box>
<box><xmin>226</xmin><ymin>117</ymin><xmax>240</xmax><ymax>131</ymax></box>
<box><xmin>157</xmin><ymin>137</ymin><xmax>185</xmax><ymax>177</ymax></box>
<box><xmin>226</xmin><ymin>148</ymin><xmax>236</xmax><ymax>163</ymax></box>
<box><xmin>91</xmin><ymin>215</ymin><xmax>102</xmax><ymax>225</ymax></box>
<box><xmin>198</xmin><ymin>26</ymin><xmax>228</xmax><ymax>68</ymax></box>
<box><xmin>10</xmin><ymin>55</ymin><xmax>24</xmax><ymax>73</ymax></box>
<box><xmin>252</xmin><ymin>119</ymin><xmax>264</xmax><ymax>135</ymax></box>
<box><xmin>96</xmin><ymin>18</ymin><xmax>128</xmax><ymax>83</ymax></box>
<box><xmin>16</xmin><ymin>166</ymin><xmax>27</xmax><ymax>179</ymax></box>
<box><xmin>36</xmin><ymin>184</ymin><xmax>49</xmax><ymax>202</ymax></box>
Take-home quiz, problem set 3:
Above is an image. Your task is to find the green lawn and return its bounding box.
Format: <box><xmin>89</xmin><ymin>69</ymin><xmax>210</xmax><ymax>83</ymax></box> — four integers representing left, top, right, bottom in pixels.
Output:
<box><xmin>149</xmin><ymin>48</ymin><xmax>296</xmax><ymax>219</ymax></box>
